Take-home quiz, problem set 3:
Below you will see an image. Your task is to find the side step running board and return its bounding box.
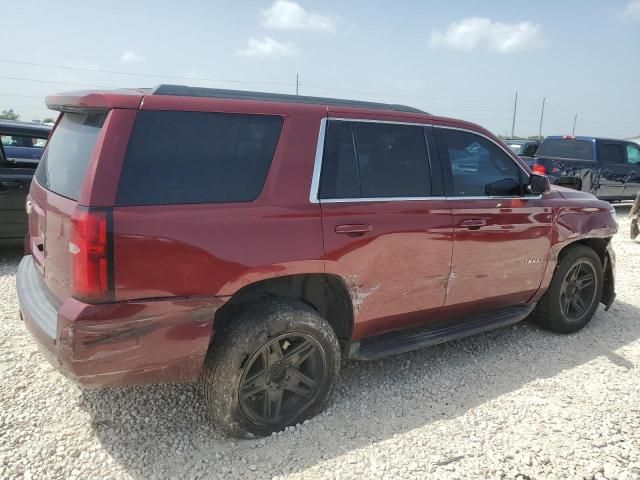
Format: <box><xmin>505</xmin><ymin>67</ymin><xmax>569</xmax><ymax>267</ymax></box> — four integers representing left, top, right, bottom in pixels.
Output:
<box><xmin>349</xmin><ymin>304</ymin><xmax>535</xmax><ymax>361</ymax></box>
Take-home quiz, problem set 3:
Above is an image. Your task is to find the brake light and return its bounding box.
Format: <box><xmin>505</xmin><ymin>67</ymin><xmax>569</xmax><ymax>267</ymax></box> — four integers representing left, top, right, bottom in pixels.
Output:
<box><xmin>562</xmin><ymin>135</ymin><xmax>576</xmax><ymax>140</ymax></box>
<box><xmin>69</xmin><ymin>208</ymin><xmax>113</xmax><ymax>303</ymax></box>
<box><xmin>532</xmin><ymin>163</ymin><xmax>546</xmax><ymax>175</ymax></box>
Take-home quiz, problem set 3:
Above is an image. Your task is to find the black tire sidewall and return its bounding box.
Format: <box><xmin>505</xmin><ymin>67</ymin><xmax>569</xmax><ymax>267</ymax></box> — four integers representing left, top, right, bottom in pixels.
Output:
<box><xmin>201</xmin><ymin>300</ymin><xmax>341</xmax><ymax>438</ymax></box>
<box><xmin>538</xmin><ymin>245</ymin><xmax>604</xmax><ymax>333</ymax></box>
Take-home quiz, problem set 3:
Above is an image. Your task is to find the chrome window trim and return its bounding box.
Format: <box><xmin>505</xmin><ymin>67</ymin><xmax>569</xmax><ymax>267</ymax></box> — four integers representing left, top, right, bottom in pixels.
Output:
<box><xmin>321</xmin><ymin>196</ymin><xmax>447</xmax><ymax>204</ymax></box>
<box><xmin>309</xmin><ymin>117</ymin><xmax>539</xmax><ymax>204</ymax></box>
<box><xmin>319</xmin><ymin>194</ymin><xmax>542</xmax><ymax>204</ymax></box>
<box><xmin>309</xmin><ymin>117</ymin><xmax>327</xmax><ymax>204</ymax></box>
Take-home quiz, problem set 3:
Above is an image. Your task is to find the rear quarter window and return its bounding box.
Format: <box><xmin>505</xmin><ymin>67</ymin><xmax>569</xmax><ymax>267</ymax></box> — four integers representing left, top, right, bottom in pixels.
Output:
<box><xmin>536</xmin><ymin>139</ymin><xmax>595</xmax><ymax>161</ymax></box>
<box><xmin>116</xmin><ymin>111</ymin><xmax>283</xmax><ymax>205</ymax></box>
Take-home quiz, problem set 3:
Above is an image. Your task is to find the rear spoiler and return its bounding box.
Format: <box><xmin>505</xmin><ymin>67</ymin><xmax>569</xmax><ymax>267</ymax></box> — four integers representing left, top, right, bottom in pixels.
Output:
<box><xmin>46</xmin><ymin>89</ymin><xmax>149</xmax><ymax>112</ymax></box>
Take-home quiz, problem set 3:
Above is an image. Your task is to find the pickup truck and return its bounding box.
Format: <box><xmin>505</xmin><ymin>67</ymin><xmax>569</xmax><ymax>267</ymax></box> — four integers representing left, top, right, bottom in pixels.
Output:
<box><xmin>529</xmin><ymin>135</ymin><xmax>640</xmax><ymax>201</ymax></box>
<box><xmin>0</xmin><ymin>120</ymin><xmax>51</xmax><ymax>243</ymax></box>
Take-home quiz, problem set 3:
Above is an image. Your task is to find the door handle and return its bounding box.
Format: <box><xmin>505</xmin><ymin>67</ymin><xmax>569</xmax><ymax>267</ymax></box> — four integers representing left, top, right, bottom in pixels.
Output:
<box><xmin>459</xmin><ymin>218</ymin><xmax>486</xmax><ymax>229</ymax></box>
<box><xmin>335</xmin><ymin>224</ymin><xmax>373</xmax><ymax>236</ymax></box>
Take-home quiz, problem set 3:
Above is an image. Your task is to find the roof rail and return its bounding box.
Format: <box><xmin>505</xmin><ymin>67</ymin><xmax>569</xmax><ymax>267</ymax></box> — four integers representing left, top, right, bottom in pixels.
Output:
<box><xmin>151</xmin><ymin>84</ymin><xmax>428</xmax><ymax>114</ymax></box>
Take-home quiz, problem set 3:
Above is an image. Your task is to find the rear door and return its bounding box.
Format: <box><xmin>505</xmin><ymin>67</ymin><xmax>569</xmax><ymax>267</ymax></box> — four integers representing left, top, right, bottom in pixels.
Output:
<box><xmin>597</xmin><ymin>140</ymin><xmax>628</xmax><ymax>199</ymax></box>
<box><xmin>317</xmin><ymin>117</ymin><xmax>453</xmax><ymax>339</ymax></box>
<box><xmin>433</xmin><ymin>126</ymin><xmax>553</xmax><ymax>318</ymax></box>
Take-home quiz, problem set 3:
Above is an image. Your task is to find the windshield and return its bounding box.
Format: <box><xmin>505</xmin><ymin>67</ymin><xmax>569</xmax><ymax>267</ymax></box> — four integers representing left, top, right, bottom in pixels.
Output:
<box><xmin>536</xmin><ymin>138</ymin><xmax>594</xmax><ymax>160</ymax></box>
<box><xmin>506</xmin><ymin>142</ymin><xmax>525</xmax><ymax>154</ymax></box>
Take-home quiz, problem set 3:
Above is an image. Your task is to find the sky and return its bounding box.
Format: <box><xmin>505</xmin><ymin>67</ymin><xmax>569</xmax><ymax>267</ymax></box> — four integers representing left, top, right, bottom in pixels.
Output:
<box><xmin>2</xmin><ymin>0</ymin><xmax>639</xmax><ymax>138</ymax></box>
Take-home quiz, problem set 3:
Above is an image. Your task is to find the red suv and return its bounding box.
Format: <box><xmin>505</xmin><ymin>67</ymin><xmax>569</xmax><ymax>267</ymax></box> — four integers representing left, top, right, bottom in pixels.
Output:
<box><xmin>17</xmin><ymin>85</ymin><xmax>617</xmax><ymax>437</ymax></box>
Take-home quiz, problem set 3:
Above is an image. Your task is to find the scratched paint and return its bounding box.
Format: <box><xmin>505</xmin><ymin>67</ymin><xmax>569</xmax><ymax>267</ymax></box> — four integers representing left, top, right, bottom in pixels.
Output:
<box><xmin>345</xmin><ymin>275</ymin><xmax>380</xmax><ymax>316</ymax></box>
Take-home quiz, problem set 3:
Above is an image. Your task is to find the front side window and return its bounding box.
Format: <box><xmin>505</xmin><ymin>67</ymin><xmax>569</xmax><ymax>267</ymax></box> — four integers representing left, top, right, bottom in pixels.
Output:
<box><xmin>626</xmin><ymin>144</ymin><xmax>640</xmax><ymax>165</ymax></box>
<box><xmin>436</xmin><ymin>128</ymin><xmax>522</xmax><ymax>197</ymax></box>
<box><xmin>319</xmin><ymin>120</ymin><xmax>431</xmax><ymax>199</ymax></box>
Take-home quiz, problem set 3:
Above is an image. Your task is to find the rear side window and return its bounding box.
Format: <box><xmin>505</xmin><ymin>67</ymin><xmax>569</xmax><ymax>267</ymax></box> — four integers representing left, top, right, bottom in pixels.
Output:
<box><xmin>598</xmin><ymin>142</ymin><xmax>625</xmax><ymax>165</ymax></box>
<box><xmin>116</xmin><ymin>111</ymin><xmax>283</xmax><ymax>205</ymax></box>
<box><xmin>536</xmin><ymin>138</ymin><xmax>595</xmax><ymax>160</ymax></box>
<box><xmin>35</xmin><ymin>112</ymin><xmax>106</xmax><ymax>200</ymax></box>
<box><xmin>319</xmin><ymin>120</ymin><xmax>431</xmax><ymax>199</ymax></box>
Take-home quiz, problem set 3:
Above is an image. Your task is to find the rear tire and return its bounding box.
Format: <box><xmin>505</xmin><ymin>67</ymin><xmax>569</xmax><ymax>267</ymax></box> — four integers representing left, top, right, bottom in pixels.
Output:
<box><xmin>531</xmin><ymin>245</ymin><xmax>603</xmax><ymax>333</ymax></box>
<box><xmin>201</xmin><ymin>299</ymin><xmax>341</xmax><ymax>438</ymax></box>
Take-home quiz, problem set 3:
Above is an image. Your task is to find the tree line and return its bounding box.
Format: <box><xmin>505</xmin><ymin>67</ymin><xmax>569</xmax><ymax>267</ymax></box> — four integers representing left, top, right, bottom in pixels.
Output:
<box><xmin>0</xmin><ymin>108</ymin><xmax>56</xmax><ymax>124</ymax></box>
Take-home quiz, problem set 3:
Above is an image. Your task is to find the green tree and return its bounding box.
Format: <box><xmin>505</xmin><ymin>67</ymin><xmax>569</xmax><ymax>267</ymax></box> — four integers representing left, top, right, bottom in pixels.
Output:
<box><xmin>42</xmin><ymin>117</ymin><xmax>56</xmax><ymax>124</ymax></box>
<box><xmin>0</xmin><ymin>109</ymin><xmax>20</xmax><ymax>120</ymax></box>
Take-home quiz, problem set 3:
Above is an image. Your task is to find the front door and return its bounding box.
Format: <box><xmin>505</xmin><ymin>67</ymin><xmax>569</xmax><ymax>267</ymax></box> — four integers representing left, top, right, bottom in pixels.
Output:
<box><xmin>433</xmin><ymin>126</ymin><xmax>553</xmax><ymax>318</ymax></box>
<box><xmin>316</xmin><ymin>118</ymin><xmax>453</xmax><ymax>339</ymax></box>
<box><xmin>597</xmin><ymin>141</ymin><xmax>629</xmax><ymax>199</ymax></box>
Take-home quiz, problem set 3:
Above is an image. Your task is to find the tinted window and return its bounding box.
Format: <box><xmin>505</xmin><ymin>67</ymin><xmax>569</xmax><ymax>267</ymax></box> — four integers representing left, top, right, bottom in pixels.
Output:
<box><xmin>116</xmin><ymin>111</ymin><xmax>283</xmax><ymax>205</ymax></box>
<box><xmin>437</xmin><ymin>128</ymin><xmax>522</xmax><ymax>197</ymax></box>
<box><xmin>35</xmin><ymin>112</ymin><xmax>106</xmax><ymax>200</ymax></box>
<box><xmin>319</xmin><ymin>120</ymin><xmax>431</xmax><ymax>199</ymax></box>
<box><xmin>522</xmin><ymin>143</ymin><xmax>539</xmax><ymax>157</ymax></box>
<box><xmin>318</xmin><ymin>121</ymin><xmax>359</xmax><ymax>199</ymax></box>
<box><xmin>536</xmin><ymin>138</ymin><xmax>595</xmax><ymax>160</ymax></box>
<box><xmin>599</xmin><ymin>143</ymin><xmax>624</xmax><ymax>165</ymax></box>
<box><xmin>627</xmin><ymin>144</ymin><xmax>640</xmax><ymax>165</ymax></box>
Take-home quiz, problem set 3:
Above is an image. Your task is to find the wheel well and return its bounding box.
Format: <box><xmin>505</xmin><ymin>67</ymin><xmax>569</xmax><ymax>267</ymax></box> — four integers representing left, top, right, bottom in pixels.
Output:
<box><xmin>213</xmin><ymin>274</ymin><xmax>354</xmax><ymax>352</ymax></box>
<box><xmin>560</xmin><ymin>237</ymin><xmax>610</xmax><ymax>264</ymax></box>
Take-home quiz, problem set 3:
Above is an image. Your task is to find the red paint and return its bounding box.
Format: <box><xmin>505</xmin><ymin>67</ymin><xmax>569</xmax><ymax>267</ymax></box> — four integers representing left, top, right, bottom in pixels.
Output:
<box><xmin>18</xmin><ymin>88</ymin><xmax>617</xmax><ymax>388</ymax></box>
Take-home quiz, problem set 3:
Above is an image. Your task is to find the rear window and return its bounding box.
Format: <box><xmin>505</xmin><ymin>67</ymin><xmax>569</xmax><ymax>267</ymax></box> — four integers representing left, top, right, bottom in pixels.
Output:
<box><xmin>536</xmin><ymin>138</ymin><xmax>594</xmax><ymax>161</ymax></box>
<box><xmin>116</xmin><ymin>111</ymin><xmax>283</xmax><ymax>205</ymax></box>
<box><xmin>34</xmin><ymin>112</ymin><xmax>106</xmax><ymax>200</ymax></box>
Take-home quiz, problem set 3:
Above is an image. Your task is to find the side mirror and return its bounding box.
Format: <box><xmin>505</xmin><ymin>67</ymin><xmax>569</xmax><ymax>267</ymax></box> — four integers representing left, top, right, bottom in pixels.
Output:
<box><xmin>528</xmin><ymin>173</ymin><xmax>551</xmax><ymax>195</ymax></box>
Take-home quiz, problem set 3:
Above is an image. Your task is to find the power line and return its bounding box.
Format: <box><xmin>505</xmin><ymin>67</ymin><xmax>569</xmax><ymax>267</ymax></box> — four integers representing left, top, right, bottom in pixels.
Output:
<box><xmin>0</xmin><ymin>92</ymin><xmax>44</xmax><ymax>99</ymax></box>
<box><xmin>0</xmin><ymin>58</ymin><xmax>295</xmax><ymax>87</ymax></box>
<box><xmin>0</xmin><ymin>75</ymin><xmax>117</xmax><ymax>89</ymax></box>
<box><xmin>301</xmin><ymin>83</ymin><xmax>515</xmax><ymax>104</ymax></box>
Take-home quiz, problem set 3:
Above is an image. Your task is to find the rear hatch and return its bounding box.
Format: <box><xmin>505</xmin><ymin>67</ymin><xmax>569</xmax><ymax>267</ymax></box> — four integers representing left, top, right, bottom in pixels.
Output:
<box><xmin>29</xmin><ymin>111</ymin><xmax>108</xmax><ymax>300</ymax></box>
<box><xmin>28</xmin><ymin>88</ymin><xmax>144</xmax><ymax>303</ymax></box>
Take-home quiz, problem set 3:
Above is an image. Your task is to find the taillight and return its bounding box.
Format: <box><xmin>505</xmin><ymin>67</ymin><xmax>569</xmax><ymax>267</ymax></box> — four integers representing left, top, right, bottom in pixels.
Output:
<box><xmin>532</xmin><ymin>163</ymin><xmax>546</xmax><ymax>175</ymax></box>
<box><xmin>69</xmin><ymin>208</ymin><xmax>114</xmax><ymax>303</ymax></box>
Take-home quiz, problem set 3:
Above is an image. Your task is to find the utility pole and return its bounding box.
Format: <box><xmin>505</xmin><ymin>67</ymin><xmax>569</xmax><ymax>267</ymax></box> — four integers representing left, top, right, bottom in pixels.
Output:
<box><xmin>572</xmin><ymin>113</ymin><xmax>577</xmax><ymax>135</ymax></box>
<box><xmin>510</xmin><ymin>91</ymin><xmax>518</xmax><ymax>138</ymax></box>
<box><xmin>296</xmin><ymin>73</ymin><xmax>299</xmax><ymax>95</ymax></box>
<box><xmin>538</xmin><ymin>97</ymin><xmax>546</xmax><ymax>140</ymax></box>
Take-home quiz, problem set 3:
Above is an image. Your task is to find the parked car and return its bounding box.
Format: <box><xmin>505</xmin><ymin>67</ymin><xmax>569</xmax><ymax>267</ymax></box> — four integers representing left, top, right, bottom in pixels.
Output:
<box><xmin>505</xmin><ymin>139</ymin><xmax>541</xmax><ymax>159</ymax></box>
<box><xmin>0</xmin><ymin>120</ymin><xmax>51</xmax><ymax>244</ymax></box>
<box><xmin>529</xmin><ymin>135</ymin><xmax>640</xmax><ymax>200</ymax></box>
<box><xmin>631</xmin><ymin>191</ymin><xmax>640</xmax><ymax>240</ymax></box>
<box><xmin>17</xmin><ymin>85</ymin><xmax>617</xmax><ymax>438</ymax></box>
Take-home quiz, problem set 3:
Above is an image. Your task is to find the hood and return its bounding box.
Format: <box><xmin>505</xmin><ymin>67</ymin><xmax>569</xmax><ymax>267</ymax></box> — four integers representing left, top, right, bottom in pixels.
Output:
<box><xmin>551</xmin><ymin>185</ymin><xmax>597</xmax><ymax>200</ymax></box>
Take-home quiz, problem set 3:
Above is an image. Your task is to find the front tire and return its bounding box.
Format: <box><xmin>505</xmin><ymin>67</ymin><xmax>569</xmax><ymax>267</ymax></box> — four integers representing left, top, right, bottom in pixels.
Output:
<box><xmin>201</xmin><ymin>300</ymin><xmax>341</xmax><ymax>438</ymax></box>
<box><xmin>531</xmin><ymin>245</ymin><xmax>603</xmax><ymax>333</ymax></box>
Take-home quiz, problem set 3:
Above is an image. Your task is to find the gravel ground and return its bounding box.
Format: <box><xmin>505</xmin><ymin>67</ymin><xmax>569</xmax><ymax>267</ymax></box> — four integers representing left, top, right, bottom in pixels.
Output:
<box><xmin>1</xmin><ymin>204</ymin><xmax>639</xmax><ymax>480</ymax></box>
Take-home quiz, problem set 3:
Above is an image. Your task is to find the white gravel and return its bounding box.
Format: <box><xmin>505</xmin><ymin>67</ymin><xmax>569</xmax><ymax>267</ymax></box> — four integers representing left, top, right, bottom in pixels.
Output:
<box><xmin>1</xmin><ymin>204</ymin><xmax>639</xmax><ymax>480</ymax></box>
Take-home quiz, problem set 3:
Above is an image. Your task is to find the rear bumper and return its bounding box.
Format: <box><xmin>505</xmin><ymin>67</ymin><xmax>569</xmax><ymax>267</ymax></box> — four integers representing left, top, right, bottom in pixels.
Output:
<box><xmin>17</xmin><ymin>255</ymin><xmax>225</xmax><ymax>387</ymax></box>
